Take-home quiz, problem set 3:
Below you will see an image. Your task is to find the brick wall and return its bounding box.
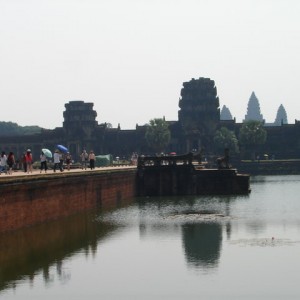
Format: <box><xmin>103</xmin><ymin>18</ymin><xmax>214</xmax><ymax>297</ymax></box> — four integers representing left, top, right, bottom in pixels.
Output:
<box><xmin>0</xmin><ymin>169</ymin><xmax>136</xmax><ymax>233</ymax></box>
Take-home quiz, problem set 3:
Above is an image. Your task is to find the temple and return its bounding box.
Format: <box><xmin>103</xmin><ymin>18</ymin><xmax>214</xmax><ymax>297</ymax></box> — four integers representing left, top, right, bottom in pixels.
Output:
<box><xmin>1</xmin><ymin>77</ymin><xmax>300</xmax><ymax>161</ymax></box>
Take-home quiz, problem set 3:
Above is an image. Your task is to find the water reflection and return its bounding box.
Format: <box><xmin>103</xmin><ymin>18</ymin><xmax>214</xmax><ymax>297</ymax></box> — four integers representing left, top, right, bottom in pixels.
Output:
<box><xmin>135</xmin><ymin>196</ymin><xmax>239</xmax><ymax>271</ymax></box>
<box><xmin>182</xmin><ymin>222</ymin><xmax>222</xmax><ymax>269</ymax></box>
<box><xmin>0</xmin><ymin>210</ymin><xmax>116</xmax><ymax>292</ymax></box>
<box><xmin>1</xmin><ymin>176</ymin><xmax>300</xmax><ymax>299</ymax></box>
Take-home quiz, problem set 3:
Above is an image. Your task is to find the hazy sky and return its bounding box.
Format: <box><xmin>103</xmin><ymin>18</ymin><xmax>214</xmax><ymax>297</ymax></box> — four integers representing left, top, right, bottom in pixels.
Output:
<box><xmin>1</xmin><ymin>0</ymin><xmax>300</xmax><ymax>129</ymax></box>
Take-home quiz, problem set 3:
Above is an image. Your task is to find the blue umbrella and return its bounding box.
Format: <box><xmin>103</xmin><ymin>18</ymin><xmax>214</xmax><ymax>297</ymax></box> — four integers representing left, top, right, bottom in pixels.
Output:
<box><xmin>56</xmin><ymin>144</ymin><xmax>68</xmax><ymax>153</ymax></box>
<box><xmin>42</xmin><ymin>148</ymin><xmax>52</xmax><ymax>158</ymax></box>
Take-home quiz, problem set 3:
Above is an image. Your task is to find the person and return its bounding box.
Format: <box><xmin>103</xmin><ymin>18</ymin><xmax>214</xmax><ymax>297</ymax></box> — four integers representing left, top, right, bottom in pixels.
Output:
<box><xmin>65</xmin><ymin>152</ymin><xmax>72</xmax><ymax>171</ymax></box>
<box><xmin>89</xmin><ymin>150</ymin><xmax>95</xmax><ymax>170</ymax></box>
<box><xmin>216</xmin><ymin>148</ymin><xmax>230</xmax><ymax>169</ymax></box>
<box><xmin>7</xmin><ymin>152</ymin><xmax>15</xmax><ymax>175</ymax></box>
<box><xmin>25</xmin><ymin>149</ymin><xmax>33</xmax><ymax>173</ymax></box>
<box><xmin>59</xmin><ymin>152</ymin><xmax>64</xmax><ymax>171</ymax></box>
<box><xmin>80</xmin><ymin>149</ymin><xmax>88</xmax><ymax>170</ymax></box>
<box><xmin>21</xmin><ymin>152</ymin><xmax>27</xmax><ymax>172</ymax></box>
<box><xmin>40</xmin><ymin>151</ymin><xmax>48</xmax><ymax>173</ymax></box>
<box><xmin>53</xmin><ymin>150</ymin><xmax>63</xmax><ymax>172</ymax></box>
<box><xmin>0</xmin><ymin>151</ymin><xmax>7</xmax><ymax>175</ymax></box>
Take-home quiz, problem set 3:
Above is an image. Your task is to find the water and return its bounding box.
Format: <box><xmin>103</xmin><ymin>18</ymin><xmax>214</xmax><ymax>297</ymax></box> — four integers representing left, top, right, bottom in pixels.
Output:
<box><xmin>1</xmin><ymin>175</ymin><xmax>300</xmax><ymax>299</ymax></box>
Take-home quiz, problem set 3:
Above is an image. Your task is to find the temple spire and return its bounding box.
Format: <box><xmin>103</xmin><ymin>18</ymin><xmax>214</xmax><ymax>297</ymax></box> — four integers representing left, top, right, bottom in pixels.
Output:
<box><xmin>274</xmin><ymin>104</ymin><xmax>288</xmax><ymax>125</ymax></box>
<box><xmin>244</xmin><ymin>92</ymin><xmax>264</xmax><ymax>122</ymax></box>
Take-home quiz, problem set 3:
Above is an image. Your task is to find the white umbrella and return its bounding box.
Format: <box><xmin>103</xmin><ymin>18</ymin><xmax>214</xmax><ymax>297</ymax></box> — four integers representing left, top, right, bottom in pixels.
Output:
<box><xmin>42</xmin><ymin>148</ymin><xmax>52</xmax><ymax>158</ymax></box>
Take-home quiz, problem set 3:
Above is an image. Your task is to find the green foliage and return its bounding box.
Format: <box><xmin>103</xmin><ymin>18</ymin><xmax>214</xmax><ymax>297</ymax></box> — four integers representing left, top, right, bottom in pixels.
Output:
<box><xmin>239</xmin><ymin>120</ymin><xmax>267</xmax><ymax>146</ymax></box>
<box><xmin>145</xmin><ymin>118</ymin><xmax>171</xmax><ymax>153</ymax></box>
<box><xmin>214</xmin><ymin>127</ymin><xmax>239</xmax><ymax>154</ymax></box>
<box><xmin>0</xmin><ymin>121</ymin><xmax>42</xmax><ymax>136</ymax></box>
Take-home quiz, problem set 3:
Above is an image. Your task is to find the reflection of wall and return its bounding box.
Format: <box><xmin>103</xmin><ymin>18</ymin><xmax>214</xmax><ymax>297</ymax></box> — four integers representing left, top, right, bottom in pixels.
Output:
<box><xmin>182</xmin><ymin>223</ymin><xmax>222</xmax><ymax>269</ymax></box>
<box><xmin>0</xmin><ymin>211</ymin><xmax>117</xmax><ymax>292</ymax></box>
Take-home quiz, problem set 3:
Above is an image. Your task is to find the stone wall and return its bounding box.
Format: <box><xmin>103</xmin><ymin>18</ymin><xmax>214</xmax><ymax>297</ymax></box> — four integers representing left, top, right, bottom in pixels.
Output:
<box><xmin>137</xmin><ymin>164</ymin><xmax>250</xmax><ymax>197</ymax></box>
<box><xmin>236</xmin><ymin>159</ymin><xmax>300</xmax><ymax>175</ymax></box>
<box><xmin>0</xmin><ymin>169</ymin><xmax>136</xmax><ymax>233</ymax></box>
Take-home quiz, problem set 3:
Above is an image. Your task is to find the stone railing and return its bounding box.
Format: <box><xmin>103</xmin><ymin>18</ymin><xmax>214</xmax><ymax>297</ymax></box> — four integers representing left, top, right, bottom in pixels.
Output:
<box><xmin>137</xmin><ymin>153</ymin><xmax>195</xmax><ymax>168</ymax></box>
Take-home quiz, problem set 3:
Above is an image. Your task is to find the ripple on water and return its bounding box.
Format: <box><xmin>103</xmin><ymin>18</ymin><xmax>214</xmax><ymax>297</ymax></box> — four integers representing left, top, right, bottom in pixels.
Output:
<box><xmin>229</xmin><ymin>238</ymin><xmax>300</xmax><ymax>247</ymax></box>
<box><xmin>164</xmin><ymin>212</ymin><xmax>232</xmax><ymax>223</ymax></box>
<box><xmin>98</xmin><ymin>207</ymin><xmax>233</xmax><ymax>226</ymax></box>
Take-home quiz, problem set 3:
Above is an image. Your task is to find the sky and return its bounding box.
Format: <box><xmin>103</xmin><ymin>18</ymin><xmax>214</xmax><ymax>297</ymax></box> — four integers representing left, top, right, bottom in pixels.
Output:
<box><xmin>1</xmin><ymin>0</ymin><xmax>300</xmax><ymax>129</ymax></box>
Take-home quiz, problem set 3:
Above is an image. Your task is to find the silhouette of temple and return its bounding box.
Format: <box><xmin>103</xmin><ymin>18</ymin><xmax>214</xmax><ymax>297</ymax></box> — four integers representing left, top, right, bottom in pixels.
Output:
<box><xmin>220</xmin><ymin>105</ymin><xmax>233</xmax><ymax>121</ymax></box>
<box><xmin>1</xmin><ymin>77</ymin><xmax>300</xmax><ymax>161</ymax></box>
<box><xmin>274</xmin><ymin>104</ymin><xmax>288</xmax><ymax>125</ymax></box>
<box><xmin>244</xmin><ymin>92</ymin><xmax>264</xmax><ymax>122</ymax></box>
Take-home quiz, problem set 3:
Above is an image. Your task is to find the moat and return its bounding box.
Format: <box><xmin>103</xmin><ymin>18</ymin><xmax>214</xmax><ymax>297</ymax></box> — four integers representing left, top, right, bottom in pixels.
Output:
<box><xmin>1</xmin><ymin>175</ymin><xmax>300</xmax><ymax>299</ymax></box>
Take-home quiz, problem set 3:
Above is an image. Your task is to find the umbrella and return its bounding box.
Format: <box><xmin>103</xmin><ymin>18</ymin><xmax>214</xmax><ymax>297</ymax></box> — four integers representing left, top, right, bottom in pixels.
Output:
<box><xmin>42</xmin><ymin>148</ymin><xmax>52</xmax><ymax>158</ymax></box>
<box><xmin>56</xmin><ymin>144</ymin><xmax>68</xmax><ymax>153</ymax></box>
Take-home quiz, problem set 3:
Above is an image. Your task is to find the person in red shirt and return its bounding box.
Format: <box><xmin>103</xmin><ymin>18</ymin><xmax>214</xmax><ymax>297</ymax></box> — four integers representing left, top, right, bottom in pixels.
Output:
<box><xmin>25</xmin><ymin>149</ymin><xmax>33</xmax><ymax>173</ymax></box>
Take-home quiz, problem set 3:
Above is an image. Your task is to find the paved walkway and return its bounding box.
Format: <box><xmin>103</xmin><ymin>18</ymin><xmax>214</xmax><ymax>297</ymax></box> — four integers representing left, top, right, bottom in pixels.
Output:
<box><xmin>0</xmin><ymin>165</ymin><xmax>136</xmax><ymax>179</ymax></box>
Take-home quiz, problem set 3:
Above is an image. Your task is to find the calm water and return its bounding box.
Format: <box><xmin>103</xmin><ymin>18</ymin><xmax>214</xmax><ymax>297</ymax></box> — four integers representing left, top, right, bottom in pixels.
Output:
<box><xmin>1</xmin><ymin>175</ymin><xmax>300</xmax><ymax>299</ymax></box>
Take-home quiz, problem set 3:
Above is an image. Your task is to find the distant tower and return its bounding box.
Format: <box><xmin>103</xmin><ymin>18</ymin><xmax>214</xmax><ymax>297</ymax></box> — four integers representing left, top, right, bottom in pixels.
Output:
<box><xmin>244</xmin><ymin>92</ymin><xmax>264</xmax><ymax>122</ymax></box>
<box><xmin>178</xmin><ymin>77</ymin><xmax>220</xmax><ymax>151</ymax></box>
<box><xmin>63</xmin><ymin>100</ymin><xmax>98</xmax><ymax>138</ymax></box>
<box><xmin>274</xmin><ymin>104</ymin><xmax>288</xmax><ymax>125</ymax></box>
<box><xmin>220</xmin><ymin>105</ymin><xmax>233</xmax><ymax>120</ymax></box>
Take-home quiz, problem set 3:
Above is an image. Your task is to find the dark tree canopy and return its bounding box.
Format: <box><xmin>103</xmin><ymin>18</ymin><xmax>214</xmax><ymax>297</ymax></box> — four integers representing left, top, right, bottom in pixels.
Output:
<box><xmin>214</xmin><ymin>127</ymin><xmax>239</xmax><ymax>154</ymax></box>
<box><xmin>239</xmin><ymin>120</ymin><xmax>267</xmax><ymax>146</ymax></box>
<box><xmin>145</xmin><ymin>118</ymin><xmax>171</xmax><ymax>154</ymax></box>
<box><xmin>0</xmin><ymin>121</ymin><xmax>42</xmax><ymax>136</ymax></box>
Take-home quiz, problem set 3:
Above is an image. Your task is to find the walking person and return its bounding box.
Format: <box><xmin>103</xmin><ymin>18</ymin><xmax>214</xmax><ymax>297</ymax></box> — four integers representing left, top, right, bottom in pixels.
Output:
<box><xmin>40</xmin><ymin>151</ymin><xmax>48</xmax><ymax>173</ymax></box>
<box><xmin>21</xmin><ymin>152</ymin><xmax>27</xmax><ymax>172</ymax></box>
<box><xmin>89</xmin><ymin>150</ymin><xmax>95</xmax><ymax>170</ymax></box>
<box><xmin>7</xmin><ymin>152</ymin><xmax>15</xmax><ymax>175</ymax></box>
<box><xmin>0</xmin><ymin>151</ymin><xmax>7</xmax><ymax>175</ymax></box>
<box><xmin>65</xmin><ymin>152</ymin><xmax>72</xmax><ymax>171</ymax></box>
<box><xmin>53</xmin><ymin>150</ymin><xmax>63</xmax><ymax>172</ymax></box>
<box><xmin>59</xmin><ymin>152</ymin><xmax>64</xmax><ymax>171</ymax></box>
<box><xmin>25</xmin><ymin>149</ymin><xmax>33</xmax><ymax>174</ymax></box>
<box><xmin>80</xmin><ymin>149</ymin><xmax>88</xmax><ymax>170</ymax></box>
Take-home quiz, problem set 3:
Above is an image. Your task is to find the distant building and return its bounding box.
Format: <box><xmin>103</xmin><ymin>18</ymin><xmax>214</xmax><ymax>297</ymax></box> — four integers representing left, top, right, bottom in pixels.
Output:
<box><xmin>274</xmin><ymin>104</ymin><xmax>288</xmax><ymax>125</ymax></box>
<box><xmin>244</xmin><ymin>92</ymin><xmax>264</xmax><ymax>122</ymax></box>
<box><xmin>220</xmin><ymin>105</ymin><xmax>233</xmax><ymax>120</ymax></box>
<box><xmin>178</xmin><ymin>77</ymin><xmax>220</xmax><ymax>152</ymax></box>
<box><xmin>1</xmin><ymin>77</ymin><xmax>300</xmax><ymax>161</ymax></box>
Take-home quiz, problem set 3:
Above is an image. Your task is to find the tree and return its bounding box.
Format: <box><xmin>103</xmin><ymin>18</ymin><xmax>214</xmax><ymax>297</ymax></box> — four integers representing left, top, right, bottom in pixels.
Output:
<box><xmin>239</xmin><ymin>120</ymin><xmax>267</xmax><ymax>159</ymax></box>
<box><xmin>145</xmin><ymin>118</ymin><xmax>171</xmax><ymax>154</ymax></box>
<box><xmin>0</xmin><ymin>121</ymin><xmax>42</xmax><ymax>136</ymax></box>
<box><xmin>214</xmin><ymin>127</ymin><xmax>239</xmax><ymax>154</ymax></box>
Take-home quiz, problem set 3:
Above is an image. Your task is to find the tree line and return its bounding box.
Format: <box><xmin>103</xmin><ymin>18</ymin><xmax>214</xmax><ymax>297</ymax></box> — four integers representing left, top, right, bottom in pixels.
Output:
<box><xmin>0</xmin><ymin>121</ymin><xmax>43</xmax><ymax>136</ymax></box>
<box><xmin>145</xmin><ymin>118</ymin><xmax>266</xmax><ymax>159</ymax></box>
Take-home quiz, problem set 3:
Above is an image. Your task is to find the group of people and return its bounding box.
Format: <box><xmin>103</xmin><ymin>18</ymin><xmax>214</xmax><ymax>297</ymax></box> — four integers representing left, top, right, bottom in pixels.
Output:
<box><xmin>0</xmin><ymin>149</ymin><xmax>33</xmax><ymax>175</ymax></box>
<box><xmin>40</xmin><ymin>150</ymin><xmax>73</xmax><ymax>173</ymax></box>
<box><xmin>0</xmin><ymin>148</ymin><xmax>97</xmax><ymax>175</ymax></box>
<box><xmin>0</xmin><ymin>151</ymin><xmax>16</xmax><ymax>175</ymax></box>
<box><xmin>43</xmin><ymin>149</ymin><xmax>95</xmax><ymax>172</ymax></box>
<box><xmin>80</xmin><ymin>149</ymin><xmax>96</xmax><ymax>170</ymax></box>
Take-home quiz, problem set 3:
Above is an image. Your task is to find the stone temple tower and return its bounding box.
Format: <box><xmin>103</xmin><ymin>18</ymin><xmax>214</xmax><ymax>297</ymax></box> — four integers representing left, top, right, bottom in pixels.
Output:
<box><xmin>178</xmin><ymin>77</ymin><xmax>220</xmax><ymax>152</ymax></box>
<box><xmin>244</xmin><ymin>92</ymin><xmax>264</xmax><ymax>122</ymax></box>
<box><xmin>63</xmin><ymin>100</ymin><xmax>98</xmax><ymax>138</ymax></box>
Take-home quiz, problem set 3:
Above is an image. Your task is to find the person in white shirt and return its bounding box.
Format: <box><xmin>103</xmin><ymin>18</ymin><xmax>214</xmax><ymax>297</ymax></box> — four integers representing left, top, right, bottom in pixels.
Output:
<box><xmin>40</xmin><ymin>151</ymin><xmax>48</xmax><ymax>173</ymax></box>
<box><xmin>89</xmin><ymin>150</ymin><xmax>96</xmax><ymax>170</ymax></box>
<box><xmin>80</xmin><ymin>149</ymin><xmax>88</xmax><ymax>170</ymax></box>
<box><xmin>53</xmin><ymin>150</ymin><xmax>63</xmax><ymax>172</ymax></box>
<box><xmin>0</xmin><ymin>151</ymin><xmax>7</xmax><ymax>174</ymax></box>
